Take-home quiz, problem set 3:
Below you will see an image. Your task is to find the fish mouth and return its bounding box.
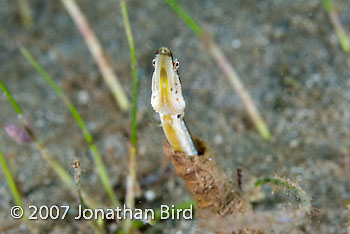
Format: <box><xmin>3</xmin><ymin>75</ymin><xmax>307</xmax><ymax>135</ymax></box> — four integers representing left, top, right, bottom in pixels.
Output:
<box><xmin>156</xmin><ymin>47</ymin><xmax>173</xmax><ymax>57</ymax></box>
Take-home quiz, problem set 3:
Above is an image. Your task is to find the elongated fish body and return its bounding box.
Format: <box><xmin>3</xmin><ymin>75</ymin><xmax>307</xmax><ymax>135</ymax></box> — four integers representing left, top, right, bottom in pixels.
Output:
<box><xmin>159</xmin><ymin>113</ymin><xmax>198</xmax><ymax>155</ymax></box>
<box><xmin>151</xmin><ymin>47</ymin><xmax>198</xmax><ymax>156</ymax></box>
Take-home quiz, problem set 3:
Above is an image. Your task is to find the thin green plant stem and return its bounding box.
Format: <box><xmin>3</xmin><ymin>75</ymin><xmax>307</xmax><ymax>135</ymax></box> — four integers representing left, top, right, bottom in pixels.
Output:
<box><xmin>121</xmin><ymin>0</ymin><xmax>139</xmax><ymax>232</ymax></box>
<box><xmin>61</xmin><ymin>0</ymin><xmax>130</xmax><ymax>111</ymax></box>
<box><xmin>20</xmin><ymin>47</ymin><xmax>120</xmax><ymax>207</ymax></box>
<box><xmin>165</xmin><ymin>0</ymin><xmax>271</xmax><ymax>140</ymax></box>
<box><xmin>121</xmin><ymin>0</ymin><xmax>138</xmax><ymax>147</ymax></box>
<box><xmin>323</xmin><ymin>0</ymin><xmax>333</xmax><ymax>12</ymax></box>
<box><xmin>323</xmin><ymin>0</ymin><xmax>350</xmax><ymax>52</ymax></box>
<box><xmin>0</xmin><ymin>80</ymin><xmax>23</xmax><ymax>115</ymax></box>
<box><xmin>166</xmin><ymin>0</ymin><xmax>201</xmax><ymax>36</ymax></box>
<box><xmin>0</xmin><ymin>146</ymin><xmax>27</xmax><ymax>221</ymax></box>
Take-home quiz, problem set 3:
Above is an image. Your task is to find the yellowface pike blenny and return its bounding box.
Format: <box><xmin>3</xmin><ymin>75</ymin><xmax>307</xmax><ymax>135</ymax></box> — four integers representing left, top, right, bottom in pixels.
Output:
<box><xmin>151</xmin><ymin>47</ymin><xmax>198</xmax><ymax>156</ymax></box>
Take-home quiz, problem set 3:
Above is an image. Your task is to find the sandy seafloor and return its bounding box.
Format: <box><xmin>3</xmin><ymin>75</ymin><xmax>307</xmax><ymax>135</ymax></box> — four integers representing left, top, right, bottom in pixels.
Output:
<box><xmin>1</xmin><ymin>0</ymin><xmax>350</xmax><ymax>233</ymax></box>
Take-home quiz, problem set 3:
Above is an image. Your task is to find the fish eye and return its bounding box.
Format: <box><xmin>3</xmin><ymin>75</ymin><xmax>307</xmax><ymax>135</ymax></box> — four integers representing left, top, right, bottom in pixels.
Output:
<box><xmin>152</xmin><ymin>59</ymin><xmax>156</xmax><ymax>67</ymax></box>
<box><xmin>174</xmin><ymin>60</ymin><xmax>180</xmax><ymax>70</ymax></box>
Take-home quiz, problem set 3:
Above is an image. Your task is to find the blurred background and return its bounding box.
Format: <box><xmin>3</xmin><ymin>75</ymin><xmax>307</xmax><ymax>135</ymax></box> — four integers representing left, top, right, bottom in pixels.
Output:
<box><xmin>0</xmin><ymin>0</ymin><xmax>350</xmax><ymax>233</ymax></box>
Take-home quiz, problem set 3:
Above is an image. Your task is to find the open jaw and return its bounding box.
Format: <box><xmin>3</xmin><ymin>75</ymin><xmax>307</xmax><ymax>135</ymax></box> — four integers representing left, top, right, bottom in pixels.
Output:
<box><xmin>151</xmin><ymin>48</ymin><xmax>185</xmax><ymax>116</ymax></box>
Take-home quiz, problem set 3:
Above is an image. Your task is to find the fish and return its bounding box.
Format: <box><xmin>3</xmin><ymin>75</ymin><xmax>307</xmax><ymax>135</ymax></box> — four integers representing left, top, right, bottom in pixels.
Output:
<box><xmin>151</xmin><ymin>47</ymin><xmax>198</xmax><ymax>156</ymax></box>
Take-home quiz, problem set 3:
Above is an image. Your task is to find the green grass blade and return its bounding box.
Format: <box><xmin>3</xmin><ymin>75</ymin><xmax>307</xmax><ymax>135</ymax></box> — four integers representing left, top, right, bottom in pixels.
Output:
<box><xmin>0</xmin><ymin>146</ymin><xmax>26</xmax><ymax>220</ymax></box>
<box><xmin>336</xmin><ymin>29</ymin><xmax>350</xmax><ymax>52</ymax></box>
<box><xmin>323</xmin><ymin>0</ymin><xmax>350</xmax><ymax>53</ymax></box>
<box><xmin>165</xmin><ymin>0</ymin><xmax>202</xmax><ymax>36</ymax></box>
<box><xmin>121</xmin><ymin>0</ymin><xmax>138</xmax><ymax>146</ymax></box>
<box><xmin>322</xmin><ymin>0</ymin><xmax>333</xmax><ymax>12</ymax></box>
<box><xmin>121</xmin><ymin>0</ymin><xmax>139</xmax><ymax>232</ymax></box>
<box><xmin>20</xmin><ymin>47</ymin><xmax>120</xmax><ymax>206</ymax></box>
<box><xmin>0</xmin><ymin>80</ymin><xmax>23</xmax><ymax>115</ymax></box>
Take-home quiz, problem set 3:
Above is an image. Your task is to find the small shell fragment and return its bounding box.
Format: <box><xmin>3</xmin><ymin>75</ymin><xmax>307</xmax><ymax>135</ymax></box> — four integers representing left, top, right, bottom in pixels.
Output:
<box><xmin>4</xmin><ymin>123</ymin><xmax>32</xmax><ymax>144</ymax></box>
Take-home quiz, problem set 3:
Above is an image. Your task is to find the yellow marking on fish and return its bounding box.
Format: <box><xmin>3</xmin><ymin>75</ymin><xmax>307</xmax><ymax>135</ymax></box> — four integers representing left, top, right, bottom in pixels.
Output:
<box><xmin>162</xmin><ymin>115</ymin><xmax>184</xmax><ymax>152</ymax></box>
<box><xmin>159</xmin><ymin>68</ymin><xmax>174</xmax><ymax>113</ymax></box>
